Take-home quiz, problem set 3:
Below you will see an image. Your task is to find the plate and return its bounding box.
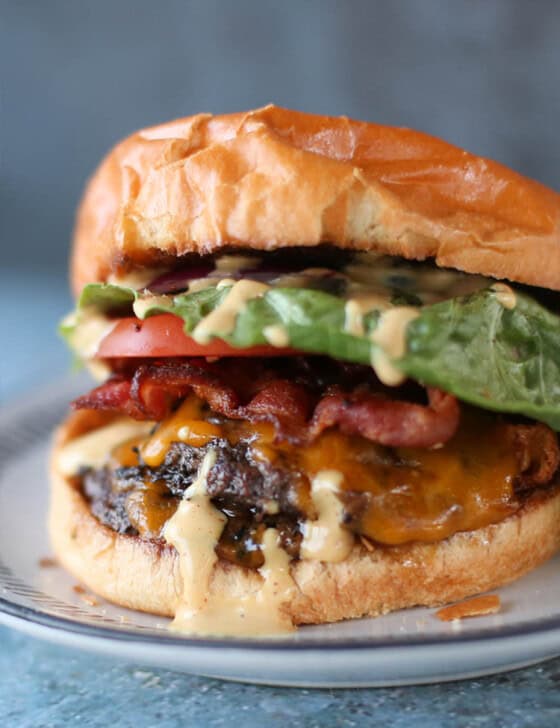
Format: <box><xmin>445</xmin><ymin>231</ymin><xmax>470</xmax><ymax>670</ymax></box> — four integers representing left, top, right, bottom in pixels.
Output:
<box><xmin>2</xmin><ymin>376</ymin><xmax>560</xmax><ymax>687</ymax></box>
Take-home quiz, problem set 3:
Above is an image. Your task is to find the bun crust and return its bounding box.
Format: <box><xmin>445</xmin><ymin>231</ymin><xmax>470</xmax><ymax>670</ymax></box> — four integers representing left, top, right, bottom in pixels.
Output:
<box><xmin>72</xmin><ymin>105</ymin><xmax>560</xmax><ymax>295</ymax></box>
<box><xmin>49</xmin><ymin>412</ymin><xmax>560</xmax><ymax>625</ymax></box>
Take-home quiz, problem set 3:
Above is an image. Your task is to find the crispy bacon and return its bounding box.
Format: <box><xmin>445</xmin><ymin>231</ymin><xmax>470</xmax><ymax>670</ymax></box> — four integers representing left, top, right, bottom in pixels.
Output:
<box><xmin>73</xmin><ymin>364</ymin><xmax>238</xmax><ymax>422</ymax></box>
<box><xmin>132</xmin><ymin>361</ymin><xmax>239</xmax><ymax>418</ymax></box>
<box><xmin>508</xmin><ymin>423</ymin><xmax>560</xmax><ymax>491</ymax></box>
<box><xmin>73</xmin><ymin>359</ymin><xmax>461</xmax><ymax>448</ymax></box>
<box><xmin>241</xmin><ymin>379</ymin><xmax>314</xmax><ymax>441</ymax></box>
<box><xmin>309</xmin><ymin>387</ymin><xmax>461</xmax><ymax>448</ymax></box>
<box><xmin>72</xmin><ymin>379</ymin><xmax>147</xmax><ymax>419</ymax></box>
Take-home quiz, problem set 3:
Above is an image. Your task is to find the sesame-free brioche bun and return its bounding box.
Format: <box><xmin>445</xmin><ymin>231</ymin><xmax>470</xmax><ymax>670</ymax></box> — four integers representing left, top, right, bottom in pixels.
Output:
<box><xmin>72</xmin><ymin>105</ymin><xmax>560</xmax><ymax>296</ymax></box>
<box><xmin>49</xmin><ymin>410</ymin><xmax>560</xmax><ymax>624</ymax></box>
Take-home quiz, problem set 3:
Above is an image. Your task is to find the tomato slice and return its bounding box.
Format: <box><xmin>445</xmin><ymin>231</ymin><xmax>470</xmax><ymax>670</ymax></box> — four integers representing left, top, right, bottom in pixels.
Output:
<box><xmin>97</xmin><ymin>314</ymin><xmax>296</xmax><ymax>358</ymax></box>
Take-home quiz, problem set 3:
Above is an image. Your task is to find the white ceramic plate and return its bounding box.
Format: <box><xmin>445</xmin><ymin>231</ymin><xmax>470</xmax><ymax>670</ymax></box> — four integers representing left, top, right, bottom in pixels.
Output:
<box><xmin>2</xmin><ymin>377</ymin><xmax>560</xmax><ymax>687</ymax></box>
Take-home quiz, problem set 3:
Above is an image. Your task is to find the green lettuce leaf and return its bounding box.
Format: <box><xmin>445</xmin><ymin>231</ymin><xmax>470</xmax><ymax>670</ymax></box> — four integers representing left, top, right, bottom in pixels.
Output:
<box><xmin>62</xmin><ymin>281</ymin><xmax>560</xmax><ymax>430</ymax></box>
<box><xmin>399</xmin><ymin>291</ymin><xmax>560</xmax><ymax>429</ymax></box>
<box><xmin>59</xmin><ymin>283</ymin><xmax>137</xmax><ymax>345</ymax></box>
<box><xmin>143</xmin><ymin>286</ymin><xmax>379</xmax><ymax>363</ymax></box>
<box><xmin>77</xmin><ymin>283</ymin><xmax>137</xmax><ymax>311</ymax></box>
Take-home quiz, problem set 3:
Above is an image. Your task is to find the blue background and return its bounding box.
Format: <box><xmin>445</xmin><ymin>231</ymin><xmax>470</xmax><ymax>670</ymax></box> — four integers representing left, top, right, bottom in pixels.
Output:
<box><xmin>2</xmin><ymin>1</ymin><xmax>560</xmax><ymax>723</ymax></box>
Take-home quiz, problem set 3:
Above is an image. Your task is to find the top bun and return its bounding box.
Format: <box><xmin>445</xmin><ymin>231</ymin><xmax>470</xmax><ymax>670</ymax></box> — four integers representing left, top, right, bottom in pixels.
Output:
<box><xmin>71</xmin><ymin>105</ymin><xmax>560</xmax><ymax>295</ymax></box>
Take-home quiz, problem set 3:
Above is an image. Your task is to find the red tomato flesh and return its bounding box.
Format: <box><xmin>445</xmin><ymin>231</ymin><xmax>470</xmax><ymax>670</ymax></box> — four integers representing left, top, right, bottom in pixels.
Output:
<box><xmin>97</xmin><ymin>314</ymin><xmax>297</xmax><ymax>358</ymax></box>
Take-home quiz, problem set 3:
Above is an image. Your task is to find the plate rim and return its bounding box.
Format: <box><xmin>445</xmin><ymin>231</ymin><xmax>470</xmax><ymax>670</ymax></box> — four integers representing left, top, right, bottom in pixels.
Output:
<box><xmin>5</xmin><ymin>561</ymin><xmax>560</xmax><ymax>652</ymax></box>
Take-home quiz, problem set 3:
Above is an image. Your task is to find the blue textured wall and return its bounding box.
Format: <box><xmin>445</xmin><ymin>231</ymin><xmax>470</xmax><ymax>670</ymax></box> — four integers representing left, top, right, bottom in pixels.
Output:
<box><xmin>2</xmin><ymin>0</ymin><xmax>560</xmax><ymax>272</ymax></box>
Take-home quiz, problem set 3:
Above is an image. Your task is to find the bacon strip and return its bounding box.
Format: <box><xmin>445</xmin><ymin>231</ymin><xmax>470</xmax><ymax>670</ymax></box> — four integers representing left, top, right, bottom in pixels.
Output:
<box><xmin>73</xmin><ymin>379</ymin><xmax>147</xmax><ymax>419</ymax></box>
<box><xmin>309</xmin><ymin>387</ymin><xmax>461</xmax><ymax>448</ymax></box>
<box><xmin>132</xmin><ymin>361</ymin><xmax>239</xmax><ymax>418</ymax></box>
<box><xmin>72</xmin><ymin>360</ymin><xmax>460</xmax><ymax>448</ymax></box>
<box><xmin>508</xmin><ymin>423</ymin><xmax>560</xmax><ymax>490</ymax></box>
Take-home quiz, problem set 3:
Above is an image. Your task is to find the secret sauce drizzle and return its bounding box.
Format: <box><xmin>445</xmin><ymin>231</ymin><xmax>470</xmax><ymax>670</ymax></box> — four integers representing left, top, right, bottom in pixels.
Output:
<box><xmin>192</xmin><ymin>280</ymin><xmax>269</xmax><ymax>344</ymax></box>
<box><xmin>369</xmin><ymin>306</ymin><xmax>420</xmax><ymax>386</ymax></box>
<box><xmin>163</xmin><ymin>449</ymin><xmax>297</xmax><ymax>637</ymax></box>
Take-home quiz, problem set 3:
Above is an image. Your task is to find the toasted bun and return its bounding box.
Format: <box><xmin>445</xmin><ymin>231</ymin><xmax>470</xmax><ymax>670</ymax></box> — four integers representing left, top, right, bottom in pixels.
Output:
<box><xmin>72</xmin><ymin>105</ymin><xmax>560</xmax><ymax>296</ymax></box>
<box><xmin>49</xmin><ymin>411</ymin><xmax>560</xmax><ymax>624</ymax></box>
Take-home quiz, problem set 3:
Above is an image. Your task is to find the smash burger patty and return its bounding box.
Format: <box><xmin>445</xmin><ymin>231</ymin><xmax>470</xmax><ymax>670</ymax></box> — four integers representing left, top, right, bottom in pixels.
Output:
<box><xmin>51</xmin><ymin>106</ymin><xmax>560</xmax><ymax>635</ymax></box>
<box><xmin>82</xmin><ymin>411</ymin><xmax>560</xmax><ymax>567</ymax></box>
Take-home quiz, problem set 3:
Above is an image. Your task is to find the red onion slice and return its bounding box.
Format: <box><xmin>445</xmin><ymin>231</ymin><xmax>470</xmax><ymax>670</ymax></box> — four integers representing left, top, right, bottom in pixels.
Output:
<box><xmin>148</xmin><ymin>262</ymin><xmax>342</xmax><ymax>294</ymax></box>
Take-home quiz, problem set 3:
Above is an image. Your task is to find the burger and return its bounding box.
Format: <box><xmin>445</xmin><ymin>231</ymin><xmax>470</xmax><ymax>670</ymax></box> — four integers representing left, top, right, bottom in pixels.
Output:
<box><xmin>51</xmin><ymin>105</ymin><xmax>560</xmax><ymax>636</ymax></box>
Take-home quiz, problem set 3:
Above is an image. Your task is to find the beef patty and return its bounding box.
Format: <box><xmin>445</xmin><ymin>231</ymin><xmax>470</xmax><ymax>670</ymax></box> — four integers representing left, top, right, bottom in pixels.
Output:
<box><xmin>79</xmin><ymin>413</ymin><xmax>560</xmax><ymax>569</ymax></box>
<box><xmin>81</xmin><ymin>438</ymin><xmax>305</xmax><ymax>569</ymax></box>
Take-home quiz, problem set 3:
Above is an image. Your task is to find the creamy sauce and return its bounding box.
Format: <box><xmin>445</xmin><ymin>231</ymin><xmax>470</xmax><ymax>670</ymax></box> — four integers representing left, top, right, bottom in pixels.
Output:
<box><xmin>263</xmin><ymin>324</ymin><xmax>290</xmax><ymax>347</ymax></box>
<box><xmin>343</xmin><ymin>259</ymin><xmax>491</xmax><ymax>302</ymax></box>
<box><xmin>165</xmin><ymin>449</ymin><xmax>295</xmax><ymax>637</ymax></box>
<box><xmin>343</xmin><ymin>293</ymin><xmax>391</xmax><ymax>336</ymax></box>
<box><xmin>262</xmin><ymin>499</ymin><xmax>280</xmax><ymax>515</ymax></box>
<box><xmin>192</xmin><ymin>280</ymin><xmax>269</xmax><ymax>344</ymax></box>
<box><xmin>300</xmin><ymin>470</ymin><xmax>354</xmax><ymax>563</ymax></box>
<box><xmin>57</xmin><ymin>420</ymin><xmax>154</xmax><ymax>476</ymax></box>
<box><xmin>370</xmin><ymin>306</ymin><xmax>420</xmax><ymax>385</ymax></box>
<box><xmin>273</xmin><ymin>273</ymin><xmax>317</xmax><ymax>288</ymax></box>
<box><xmin>170</xmin><ymin>527</ymin><xmax>296</xmax><ymax>637</ymax></box>
<box><xmin>187</xmin><ymin>278</ymin><xmax>218</xmax><ymax>293</ymax></box>
<box><xmin>133</xmin><ymin>294</ymin><xmax>173</xmax><ymax>319</ymax></box>
<box><xmin>214</xmin><ymin>255</ymin><xmax>259</xmax><ymax>273</ymax></box>
<box><xmin>163</xmin><ymin>450</ymin><xmax>227</xmax><ymax>615</ymax></box>
<box><xmin>273</xmin><ymin>267</ymin><xmax>336</xmax><ymax>289</ymax></box>
<box><xmin>492</xmin><ymin>283</ymin><xmax>517</xmax><ymax>310</ymax></box>
<box><xmin>344</xmin><ymin>300</ymin><xmax>365</xmax><ymax>337</ymax></box>
<box><xmin>108</xmin><ymin>267</ymin><xmax>168</xmax><ymax>290</ymax></box>
<box><xmin>65</xmin><ymin>312</ymin><xmax>117</xmax><ymax>359</ymax></box>
<box><xmin>370</xmin><ymin>349</ymin><xmax>403</xmax><ymax>386</ymax></box>
<box><xmin>85</xmin><ymin>359</ymin><xmax>113</xmax><ymax>383</ymax></box>
<box><xmin>216</xmin><ymin>277</ymin><xmax>237</xmax><ymax>289</ymax></box>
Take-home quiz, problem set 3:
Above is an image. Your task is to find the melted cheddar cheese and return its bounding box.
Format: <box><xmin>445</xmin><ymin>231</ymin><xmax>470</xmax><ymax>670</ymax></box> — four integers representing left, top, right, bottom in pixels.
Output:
<box><xmin>113</xmin><ymin>397</ymin><xmax>520</xmax><ymax>547</ymax></box>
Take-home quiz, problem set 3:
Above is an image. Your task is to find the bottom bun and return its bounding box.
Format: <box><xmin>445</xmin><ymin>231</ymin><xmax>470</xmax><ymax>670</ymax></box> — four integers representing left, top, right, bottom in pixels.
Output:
<box><xmin>49</xmin><ymin>413</ymin><xmax>560</xmax><ymax>625</ymax></box>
